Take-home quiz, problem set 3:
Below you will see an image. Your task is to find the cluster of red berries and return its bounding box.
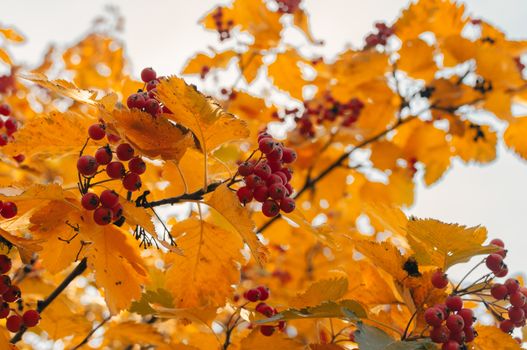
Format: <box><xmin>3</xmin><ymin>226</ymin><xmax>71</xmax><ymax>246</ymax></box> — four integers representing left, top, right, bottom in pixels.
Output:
<box><xmin>0</xmin><ymin>103</ymin><xmax>19</xmax><ymax>147</ymax></box>
<box><xmin>0</xmin><ymin>255</ymin><xmax>40</xmax><ymax>333</ymax></box>
<box><xmin>275</xmin><ymin>0</ymin><xmax>301</xmax><ymax>13</ymax></box>
<box><xmin>0</xmin><ymin>71</ymin><xmax>15</xmax><ymax>95</ymax></box>
<box><xmin>424</xmin><ymin>295</ymin><xmax>477</xmax><ymax>349</ymax></box>
<box><xmin>77</xmin><ymin>123</ymin><xmax>146</xmax><ymax>224</ymax></box>
<box><xmin>81</xmin><ymin>189</ymin><xmax>124</xmax><ymax>226</ymax></box>
<box><xmin>296</xmin><ymin>94</ymin><xmax>364</xmax><ymax>137</ymax></box>
<box><xmin>485</xmin><ymin>238</ymin><xmax>509</xmax><ymax>277</ymax></box>
<box><xmin>364</xmin><ymin>22</ymin><xmax>394</xmax><ymax>48</ymax></box>
<box><xmin>210</xmin><ymin>7</ymin><xmax>234</xmax><ymax>41</ymax></box>
<box><xmin>126</xmin><ymin>67</ymin><xmax>171</xmax><ymax>118</ymax></box>
<box><xmin>491</xmin><ymin>278</ymin><xmax>527</xmax><ymax>333</ymax></box>
<box><xmin>242</xmin><ymin>286</ymin><xmax>285</xmax><ymax>336</ymax></box>
<box><xmin>236</xmin><ymin>132</ymin><xmax>296</xmax><ymax>217</ymax></box>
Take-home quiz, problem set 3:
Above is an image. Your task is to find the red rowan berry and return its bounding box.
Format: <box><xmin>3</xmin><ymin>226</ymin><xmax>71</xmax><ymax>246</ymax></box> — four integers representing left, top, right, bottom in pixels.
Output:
<box><xmin>424</xmin><ymin>307</ymin><xmax>444</xmax><ymax>327</ymax></box>
<box><xmin>500</xmin><ymin>319</ymin><xmax>514</xmax><ymax>333</ymax></box>
<box><xmin>4</xmin><ymin>117</ymin><xmax>16</xmax><ymax>135</ymax></box>
<box><xmin>253</xmin><ymin>186</ymin><xmax>269</xmax><ymax>202</ymax></box>
<box><xmin>508</xmin><ymin>306</ymin><xmax>525</xmax><ymax>323</ymax></box>
<box><xmin>0</xmin><ymin>255</ymin><xmax>11</xmax><ymax>274</ymax></box>
<box><xmin>22</xmin><ymin>310</ymin><xmax>40</xmax><ymax>327</ymax></box>
<box><xmin>245</xmin><ymin>174</ymin><xmax>264</xmax><ymax>188</ymax></box>
<box><xmin>259</xmin><ymin>138</ymin><xmax>276</xmax><ymax>154</ymax></box>
<box><xmin>123</xmin><ymin>173</ymin><xmax>142</xmax><ymax>191</ymax></box>
<box><xmin>106</xmin><ymin>161</ymin><xmax>125</xmax><ymax>179</ymax></box>
<box><xmin>237</xmin><ymin>186</ymin><xmax>253</xmax><ymax>205</ymax></box>
<box><xmin>77</xmin><ymin>155</ymin><xmax>98</xmax><ymax>176</ymax></box>
<box><xmin>280</xmin><ymin>197</ymin><xmax>295</xmax><ymax>213</ymax></box>
<box><xmin>100</xmin><ymin>190</ymin><xmax>119</xmax><ymax>209</ymax></box>
<box><xmin>431</xmin><ymin>270</ymin><xmax>449</xmax><ymax>289</ymax></box>
<box><xmin>442</xmin><ymin>340</ymin><xmax>460</xmax><ymax>350</ymax></box>
<box><xmin>116</xmin><ymin>143</ymin><xmax>134</xmax><ymax>161</ymax></box>
<box><xmin>282</xmin><ymin>148</ymin><xmax>297</xmax><ymax>163</ymax></box>
<box><xmin>3</xmin><ymin>285</ymin><xmax>20</xmax><ymax>302</ymax></box>
<box><xmin>430</xmin><ymin>325</ymin><xmax>450</xmax><ymax>343</ymax></box>
<box><xmin>262</xmin><ymin>200</ymin><xmax>280</xmax><ymax>217</ymax></box>
<box><xmin>445</xmin><ymin>295</ymin><xmax>463</xmax><ymax>312</ymax></box>
<box><xmin>495</xmin><ymin>265</ymin><xmax>509</xmax><ymax>277</ymax></box>
<box><xmin>458</xmin><ymin>308</ymin><xmax>474</xmax><ymax>326</ymax></box>
<box><xmin>260</xmin><ymin>325</ymin><xmax>275</xmax><ymax>336</ymax></box>
<box><xmin>0</xmin><ymin>302</ymin><xmax>9</xmax><ymax>319</ymax></box>
<box><xmin>111</xmin><ymin>203</ymin><xmax>123</xmax><ymax>220</ymax></box>
<box><xmin>256</xmin><ymin>286</ymin><xmax>270</xmax><ymax>301</ymax></box>
<box><xmin>0</xmin><ymin>275</ymin><xmax>10</xmax><ymax>294</ymax></box>
<box><xmin>510</xmin><ymin>291</ymin><xmax>526</xmax><ymax>307</ymax></box>
<box><xmin>129</xmin><ymin>157</ymin><xmax>146</xmax><ymax>175</ymax></box>
<box><xmin>127</xmin><ymin>93</ymin><xmax>146</xmax><ymax>109</ymax></box>
<box><xmin>238</xmin><ymin>162</ymin><xmax>254</xmax><ymax>176</ymax></box>
<box><xmin>505</xmin><ymin>278</ymin><xmax>520</xmax><ymax>294</ymax></box>
<box><xmin>491</xmin><ymin>283</ymin><xmax>509</xmax><ymax>300</ymax></box>
<box><xmin>254</xmin><ymin>162</ymin><xmax>272</xmax><ymax>179</ymax></box>
<box><xmin>1</xmin><ymin>202</ymin><xmax>17</xmax><ymax>219</ymax></box>
<box><xmin>144</xmin><ymin>99</ymin><xmax>160</xmax><ymax>116</ymax></box>
<box><xmin>0</xmin><ymin>104</ymin><xmax>10</xmax><ymax>116</ymax></box>
<box><xmin>485</xmin><ymin>254</ymin><xmax>503</xmax><ymax>272</ymax></box>
<box><xmin>88</xmin><ymin>123</ymin><xmax>106</xmax><ymax>140</ymax></box>
<box><xmin>141</xmin><ymin>67</ymin><xmax>157</xmax><ymax>83</ymax></box>
<box><xmin>95</xmin><ymin>146</ymin><xmax>113</xmax><ymax>165</ymax></box>
<box><xmin>93</xmin><ymin>207</ymin><xmax>112</xmax><ymax>225</ymax></box>
<box><xmin>6</xmin><ymin>315</ymin><xmax>22</xmax><ymax>332</ymax></box>
<box><xmin>81</xmin><ymin>193</ymin><xmax>100</xmax><ymax>210</ymax></box>
<box><xmin>13</xmin><ymin>154</ymin><xmax>25</xmax><ymax>163</ymax></box>
<box><xmin>267</xmin><ymin>147</ymin><xmax>283</xmax><ymax>161</ymax></box>
<box><xmin>269</xmin><ymin>183</ymin><xmax>287</xmax><ymax>200</ymax></box>
<box><xmin>446</xmin><ymin>314</ymin><xmax>464</xmax><ymax>333</ymax></box>
<box><xmin>245</xmin><ymin>289</ymin><xmax>260</xmax><ymax>302</ymax></box>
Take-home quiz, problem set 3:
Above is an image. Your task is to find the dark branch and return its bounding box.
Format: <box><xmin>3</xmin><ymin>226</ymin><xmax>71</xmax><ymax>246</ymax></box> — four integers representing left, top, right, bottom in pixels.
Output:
<box><xmin>71</xmin><ymin>315</ymin><xmax>111</xmax><ymax>350</ymax></box>
<box><xmin>11</xmin><ymin>258</ymin><xmax>88</xmax><ymax>344</ymax></box>
<box><xmin>136</xmin><ymin>181</ymin><xmax>227</xmax><ymax>208</ymax></box>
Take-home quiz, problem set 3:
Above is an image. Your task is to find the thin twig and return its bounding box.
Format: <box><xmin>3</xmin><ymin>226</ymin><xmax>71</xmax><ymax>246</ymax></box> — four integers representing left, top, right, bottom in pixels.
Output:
<box><xmin>71</xmin><ymin>316</ymin><xmax>112</xmax><ymax>350</ymax></box>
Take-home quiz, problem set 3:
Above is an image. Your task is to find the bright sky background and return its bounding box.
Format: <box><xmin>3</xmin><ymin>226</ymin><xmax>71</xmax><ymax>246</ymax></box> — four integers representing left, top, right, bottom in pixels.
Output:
<box><xmin>2</xmin><ymin>0</ymin><xmax>527</xmax><ymax>277</ymax></box>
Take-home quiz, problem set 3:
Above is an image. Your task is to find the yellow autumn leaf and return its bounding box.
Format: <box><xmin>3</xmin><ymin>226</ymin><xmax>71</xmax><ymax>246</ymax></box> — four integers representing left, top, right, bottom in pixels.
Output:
<box><xmin>83</xmin><ymin>222</ymin><xmax>149</xmax><ymax>314</ymax></box>
<box><xmin>476</xmin><ymin>46</ymin><xmax>524</xmax><ymax>90</ymax></box>
<box><xmin>406</xmin><ymin>218</ymin><xmax>497</xmax><ymax>269</ymax></box>
<box><xmin>0</xmin><ymin>28</ymin><xmax>24</xmax><ymax>42</ymax></box>
<box><xmin>241</xmin><ymin>329</ymin><xmax>304</xmax><ymax>350</ymax></box>
<box><xmin>441</xmin><ymin>35</ymin><xmax>477</xmax><ymax>66</ymax></box>
<box><xmin>398</xmin><ymin>39</ymin><xmax>437</xmax><ymax>81</ymax></box>
<box><xmin>156</xmin><ymin>76</ymin><xmax>249</xmax><ymax>155</ymax></box>
<box><xmin>363</xmin><ymin>203</ymin><xmax>408</xmax><ymax>240</ymax></box>
<box><xmin>484</xmin><ymin>90</ymin><xmax>513</xmax><ymax>121</ymax></box>
<box><xmin>290</xmin><ymin>271</ymin><xmax>348</xmax><ymax>308</ymax></box>
<box><xmin>20</xmin><ymin>73</ymin><xmax>97</xmax><ymax>104</ymax></box>
<box><xmin>182</xmin><ymin>51</ymin><xmax>237</xmax><ymax>75</ymax></box>
<box><xmin>205</xmin><ymin>184</ymin><xmax>268</xmax><ymax>265</ymax></box>
<box><xmin>239</xmin><ymin>50</ymin><xmax>263</xmax><ymax>84</ymax></box>
<box><xmin>394</xmin><ymin>0</ymin><xmax>467</xmax><ymax>41</ymax></box>
<box><xmin>354</xmin><ymin>240</ymin><xmax>408</xmax><ymax>282</ymax></box>
<box><xmin>268</xmin><ymin>50</ymin><xmax>307</xmax><ymax>100</ymax></box>
<box><xmin>0</xmin><ymin>48</ymin><xmax>12</xmax><ymax>65</ymax></box>
<box><xmin>395</xmin><ymin>120</ymin><xmax>452</xmax><ymax>186</ymax></box>
<box><xmin>108</xmin><ymin>109</ymin><xmax>193</xmax><ymax>161</ymax></box>
<box><xmin>369</xmin><ymin>141</ymin><xmax>403</xmax><ymax>171</ymax></box>
<box><xmin>504</xmin><ymin>117</ymin><xmax>527</xmax><ymax>160</ymax></box>
<box><xmin>164</xmin><ymin>218</ymin><xmax>243</xmax><ymax>308</ymax></box>
<box><xmin>451</xmin><ymin>123</ymin><xmax>497</xmax><ymax>163</ymax></box>
<box><xmin>3</xmin><ymin>110</ymin><xmax>95</xmax><ymax>158</ymax></box>
<box><xmin>201</xmin><ymin>0</ymin><xmax>282</xmax><ymax>49</ymax></box>
<box><xmin>102</xmin><ymin>321</ymin><xmax>166</xmax><ymax>347</ymax></box>
<box><xmin>472</xmin><ymin>326</ymin><xmax>521</xmax><ymax>350</ymax></box>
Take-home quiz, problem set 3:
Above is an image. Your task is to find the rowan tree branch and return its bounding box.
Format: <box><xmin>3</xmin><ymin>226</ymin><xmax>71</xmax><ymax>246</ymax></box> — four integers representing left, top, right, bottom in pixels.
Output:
<box><xmin>10</xmin><ymin>258</ymin><xmax>88</xmax><ymax>344</ymax></box>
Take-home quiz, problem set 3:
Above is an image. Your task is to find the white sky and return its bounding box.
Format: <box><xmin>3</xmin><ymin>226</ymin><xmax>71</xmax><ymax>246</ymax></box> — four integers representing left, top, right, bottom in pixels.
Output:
<box><xmin>2</xmin><ymin>0</ymin><xmax>527</xmax><ymax>276</ymax></box>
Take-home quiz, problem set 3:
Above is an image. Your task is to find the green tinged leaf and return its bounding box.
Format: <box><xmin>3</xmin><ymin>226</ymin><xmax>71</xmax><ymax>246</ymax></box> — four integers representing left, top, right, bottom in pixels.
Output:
<box><xmin>256</xmin><ymin>300</ymin><xmax>366</xmax><ymax>323</ymax></box>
